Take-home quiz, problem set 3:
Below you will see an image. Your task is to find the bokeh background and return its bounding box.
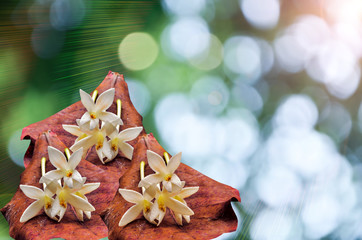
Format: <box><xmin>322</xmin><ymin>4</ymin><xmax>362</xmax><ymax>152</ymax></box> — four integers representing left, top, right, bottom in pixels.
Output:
<box><xmin>1</xmin><ymin>0</ymin><xmax>362</xmax><ymax>239</ymax></box>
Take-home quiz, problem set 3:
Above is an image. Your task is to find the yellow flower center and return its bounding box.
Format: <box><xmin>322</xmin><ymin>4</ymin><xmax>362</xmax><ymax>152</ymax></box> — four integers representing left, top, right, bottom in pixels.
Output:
<box><xmin>164</xmin><ymin>174</ymin><xmax>172</xmax><ymax>181</ymax></box>
<box><xmin>111</xmin><ymin>138</ymin><xmax>119</xmax><ymax>152</ymax></box>
<box><xmin>157</xmin><ymin>194</ymin><xmax>166</xmax><ymax>212</ymax></box>
<box><xmin>44</xmin><ymin>195</ymin><xmax>52</xmax><ymax>209</ymax></box>
<box><xmin>96</xmin><ymin>132</ymin><xmax>104</xmax><ymax>150</ymax></box>
<box><xmin>59</xmin><ymin>191</ymin><xmax>67</xmax><ymax>208</ymax></box>
<box><xmin>143</xmin><ymin>200</ymin><xmax>151</xmax><ymax>213</ymax></box>
<box><xmin>90</xmin><ymin>112</ymin><xmax>97</xmax><ymax>119</ymax></box>
<box><xmin>66</xmin><ymin>170</ymin><xmax>73</xmax><ymax>177</ymax></box>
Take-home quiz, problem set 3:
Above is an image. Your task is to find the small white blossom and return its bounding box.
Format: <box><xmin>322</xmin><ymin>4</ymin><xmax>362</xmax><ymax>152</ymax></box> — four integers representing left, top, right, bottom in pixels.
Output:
<box><xmin>170</xmin><ymin>185</ymin><xmax>199</xmax><ymax>225</ymax></box>
<box><xmin>149</xmin><ymin>187</ymin><xmax>194</xmax><ymax>226</ymax></box>
<box><xmin>39</xmin><ymin>146</ymin><xmax>83</xmax><ymax>188</ymax></box>
<box><xmin>79</xmin><ymin>88</ymin><xmax>122</xmax><ymax>130</ymax></box>
<box><xmin>19</xmin><ymin>185</ymin><xmax>57</xmax><ymax>222</ymax></box>
<box><xmin>71</xmin><ymin>178</ymin><xmax>100</xmax><ymax>221</ymax></box>
<box><xmin>50</xmin><ymin>181</ymin><xmax>96</xmax><ymax>222</ymax></box>
<box><xmin>138</xmin><ymin>150</ymin><xmax>182</xmax><ymax>192</ymax></box>
<box><xmin>69</xmin><ymin>122</ymin><xmax>116</xmax><ymax>163</ymax></box>
<box><xmin>104</xmin><ymin>126</ymin><xmax>143</xmax><ymax>162</ymax></box>
<box><xmin>118</xmin><ymin>188</ymin><xmax>155</xmax><ymax>226</ymax></box>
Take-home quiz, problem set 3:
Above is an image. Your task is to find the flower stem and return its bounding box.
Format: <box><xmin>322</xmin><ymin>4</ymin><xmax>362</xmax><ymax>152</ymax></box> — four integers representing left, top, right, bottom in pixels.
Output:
<box><xmin>140</xmin><ymin>161</ymin><xmax>145</xmax><ymax>194</ymax></box>
<box><xmin>92</xmin><ymin>90</ymin><xmax>98</xmax><ymax>102</ymax></box>
<box><xmin>117</xmin><ymin>99</ymin><xmax>122</xmax><ymax>118</ymax></box>
<box><xmin>64</xmin><ymin>148</ymin><xmax>71</xmax><ymax>160</ymax></box>
<box><xmin>41</xmin><ymin>157</ymin><xmax>46</xmax><ymax>189</ymax></box>
<box><xmin>163</xmin><ymin>152</ymin><xmax>170</xmax><ymax>164</ymax></box>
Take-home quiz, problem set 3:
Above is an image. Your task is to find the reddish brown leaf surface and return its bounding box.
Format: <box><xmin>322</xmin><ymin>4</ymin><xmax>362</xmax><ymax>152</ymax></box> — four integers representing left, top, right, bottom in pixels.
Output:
<box><xmin>1</xmin><ymin>131</ymin><xmax>119</xmax><ymax>240</ymax></box>
<box><xmin>103</xmin><ymin>134</ymin><xmax>241</xmax><ymax>240</ymax></box>
<box><xmin>21</xmin><ymin>71</ymin><xmax>146</xmax><ymax>171</ymax></box>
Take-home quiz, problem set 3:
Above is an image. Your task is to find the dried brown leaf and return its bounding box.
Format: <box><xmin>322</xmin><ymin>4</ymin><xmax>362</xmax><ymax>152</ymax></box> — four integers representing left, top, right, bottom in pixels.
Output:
<box><xmin>1</xmin><ymin>131</ymin><xmax>119</xmax><ymax>240</ymax></box>
<box><xmin>103</xmin><ymin>134</ymin><xmax>240</xmax><ymax>240</ymax></box>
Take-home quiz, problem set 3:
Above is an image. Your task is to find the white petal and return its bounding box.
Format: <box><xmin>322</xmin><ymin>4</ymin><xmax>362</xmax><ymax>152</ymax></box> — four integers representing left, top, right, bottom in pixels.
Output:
<box><xmin>85</xmin><ymin>211</ymin><xmax>92</xmax><ymax>219</ymax></box>
<box><xmin>67</xmin><ymin>193</ymin><xmax>95</xmax><ymax>212</ymax></box>
<box><xmin>170</xmin><ymin>174</ymin><xmax>182</xmax><ymax>187</ymax></box>
<box><xmin>166</xmin><ymin>197</ymin><xmax>194</xmax><ymax>216</ymax></box>
<box><xmin>44</xmin><ymin>202</ymin><xmax>57</xmax><ymax>221</ymax></box>
<box><xmin>68</xmin><ymin>148</ymin><xmax>83</xmax><ymax>170</ymax></box>
<box><xmin>147</xmin><ymin>150</ymin><xmax>167</xmax><ymax>173</ymax></box>
<box><xmin>40</xmin><ymin>170</ymin><xmax>64</xmax><ymax>183</ymax></box>
<box><xmin>99</xmin><ymin>112</ymin><xmax>122</xmax><ymax>125</ymax></box>
<box><xmin>119</xmin><ymin>204</ymin><xmax>143</xmax><ymax>227</ymax></box>
<box><xmin>50</xmin><ymin>197</ymin><xmax>62</xmax><ymax>218</ymax></box>
<box><xmin>119</xmin><ymin>189</ymin><xmax>144</xmax><ymax>204</ymax></box>
<box><xmin>163</xmin><ymin>181</ymin><xmax>172</xmax><ymax>192</ymax></box>
<box><xmin>20</xmin><ymin>185</ymin><xmax>44</xmax><ymax>200</ymax></box>
<box><xmin>72</xmin><ymin>170</ymin><xmax>83</xmax><ymax>184</ymax></box>
<box><xmin>174</xmin><ymin>212</ymin><xmax>183</xmax><ymax>225</ymax></box>
<box><xmin>149</xmin><ymin>201</ymin><xmax>163</xmax><ymax>224</ymax></box>
<box><xmin>177</xmin><ymin>187</ymin><xmax>199</xmax><ymax>199</ymax></box>
<box><xmin>79</xmin><ymin>113</ymin><xmax>91</xmax><ymax>128</ymax></box>
<box><xmin>96</xmin><ymin>145</ymin><xmax>105</xmax><ymax>164</ymax></box>
<box><xmin>44</xmin><ymin>180</ymin><xmax>61</xmax><ymax>194</ymax></box>
<box><xmin>119</xmin><ymin>142</ymin><xmax>134</xmax><ymax>160</ymax></box>
<box><xmin>95</xmin><ymin>88</ymin><xmax>115</xmax><ymax>112</ymax></box>
<box><xmin>79</xmin><ymin>89</ymin><xmax>95</xmax><ymax>112</ymax></box>
<box><xmin>101</xmin><ymin>121</ymin><xmax>118</xmax><ymax>136</ymax></box>
<box><xmin>138</xmin><ymin>174</ymin><xmax>163</xmax><ymax>188</ymax></box>
<box><xmin>118</xmin><ymin>127</ymin><xmax>143</xmax><ymax>142</ymax></box>
<box><xmin>70</xmin><ymin>135</ymin><xmax>95</xmax><ymax>153</ymax></box>
<box><xmin>102</xmin><ymin>140</ymin><xmax>114</xmax><ymax>160</ymax></box>
<box><xmin>20</xmin><ymin>200</ymin><xmax>44</xmax><ymax>222</ymax></box>
<box><xmin>167</xmin><ymin>152</ymin><xmax>182</xmax><ymax>174</ymax></box>
<box><xmin>64</xmin><ymin>177</ymin><xmax>73</xmax><ymax>188</ymax></box>
<box><xmin>75</xmin><ymin>208</ymin><xmax>84</xmax><ymax>221</ymax></box>
<box><xmin>57</xmin><ymin>204</ymin><xmax>67</xmax><ymax>222</ymax></box>
<box><xmin>48</xmin><ymin>146</ymin><xmax>67</xmax><ymax>169</ymax></box>
<box><xmin>89</xmin><ymin>119</ymin><xmax>98</xmax><ymax>130</ymax></box>
<box><xmin>62</xmin><ymin>125</ymin><xmax>83</xmax><ymax>137</ymax></box>
<box><xmin>79</xmin><ymin>183</ymin><xmax>100</xmax><ymax>195</ymax></box>
<box><xmin>184</xmin><ymin>215</ymin><xmax>190</xmax><ymax>223</ymax></box>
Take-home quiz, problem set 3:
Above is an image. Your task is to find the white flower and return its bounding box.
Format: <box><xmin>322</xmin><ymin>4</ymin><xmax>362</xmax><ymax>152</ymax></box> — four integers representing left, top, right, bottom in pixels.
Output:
<box><xmin>79</xmin><ymin>88</ymin><xmax>122</xmax><ymax>130</ymax></box>
<box><xmin>138</xmin><ymin>150</ymin><xmax>182</xmax><ymax>192</ymax></box>
<box><xmin>69</xmin><ymin>122</ymin><xmax>116</xmax><ymax>164</ymax></box>
<box><xmin>149</xmin><ymin>187</ymin><xmax>194</xmax><ymax>226</ymax></box>
<box><xmin>118</xmin><ymin>188</ymin><xmax>155</xmax><ymax>226</ymax></box>
<box><xmin>50</xmin><ymin>182</ymin><xmax>96</xmax><ymax>222</ymax></box>
<box><xmin>171</xmin><ymin>186</ymin><xmax>199</xmax><ymax>225</ymax></box>
<box><xmin>104</xmin><ymin>126</ymin><xmax>143</xmax><ymax>162</ymax></box>
<box><xmin>71</xmin><ymin>180</ymin><xmax>100</xmax><ymax>221</ymax></box>
<box><xmin>39</xmin><ymin>146</ymin><xmax>83</xmax><ymax>188</ymax></box>
<box><xmin>19</xmin><ymin>185</ymin><xmax>56</xmax><ymax>222</ymax></box>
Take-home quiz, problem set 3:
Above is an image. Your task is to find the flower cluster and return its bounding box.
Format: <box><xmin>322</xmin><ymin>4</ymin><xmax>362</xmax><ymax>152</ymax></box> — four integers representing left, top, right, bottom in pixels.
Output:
<box><xmin>20</xmin><ymin>146</ymin><xmax>99</xmax><ymax>222</ymax></box>
<box><xmin>118</xmin><ymin>150</ymin><xmax>199</xmax><ymax>226</ymax></box>
<box><xmin>63</xmin><ymin>88</ymin><xmax>143</xmax><ymax>164</ymax></box>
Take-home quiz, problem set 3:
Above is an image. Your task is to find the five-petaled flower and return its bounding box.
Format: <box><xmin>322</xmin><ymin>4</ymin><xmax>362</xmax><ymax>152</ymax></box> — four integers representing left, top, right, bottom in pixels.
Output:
<box><xmin>39</xmin><ymin>146</ymin><xmax>83</xmax><ymax>188</ymax></box>
<box><xmin>118</xmin><ymin>188</ymin><xmax>155</xmax><ymax>226</ymax></box>
<box><xmin>138</xmin><ymin>150</ymin><xmax>183</xmax><ymax>192</ymax></box>
<box><xmin>19</xmin><ymin>185</ymin><xmax>57</xmax><ymax>222</ymax></box>
<box><xmin>149</xmin><ymin>187</ymin><xmax>194</xmax><ymax>226</ymax></box>
<box><xmin>79</xmin><ymin>88</ymin><xmax>122</xmax><ymax>130</ymax></box>
<box><xmin>68</xmin><ymin>122</ymin><xmax>116</xmax><ymax>163</ymax></box>
<box><xmin>49</xmin><ymin>180</ymin><xmax>97</xmax><ymax>222</ymax></box>
<box><xmin>170</xmin><ymin>184</ymin><xmax>199</xmax><ymax>225</ymax></box>
<box><xmin>104</xmin><ymin>126</ymin><xmax>143</xmax><ymax>162</ymax></box>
